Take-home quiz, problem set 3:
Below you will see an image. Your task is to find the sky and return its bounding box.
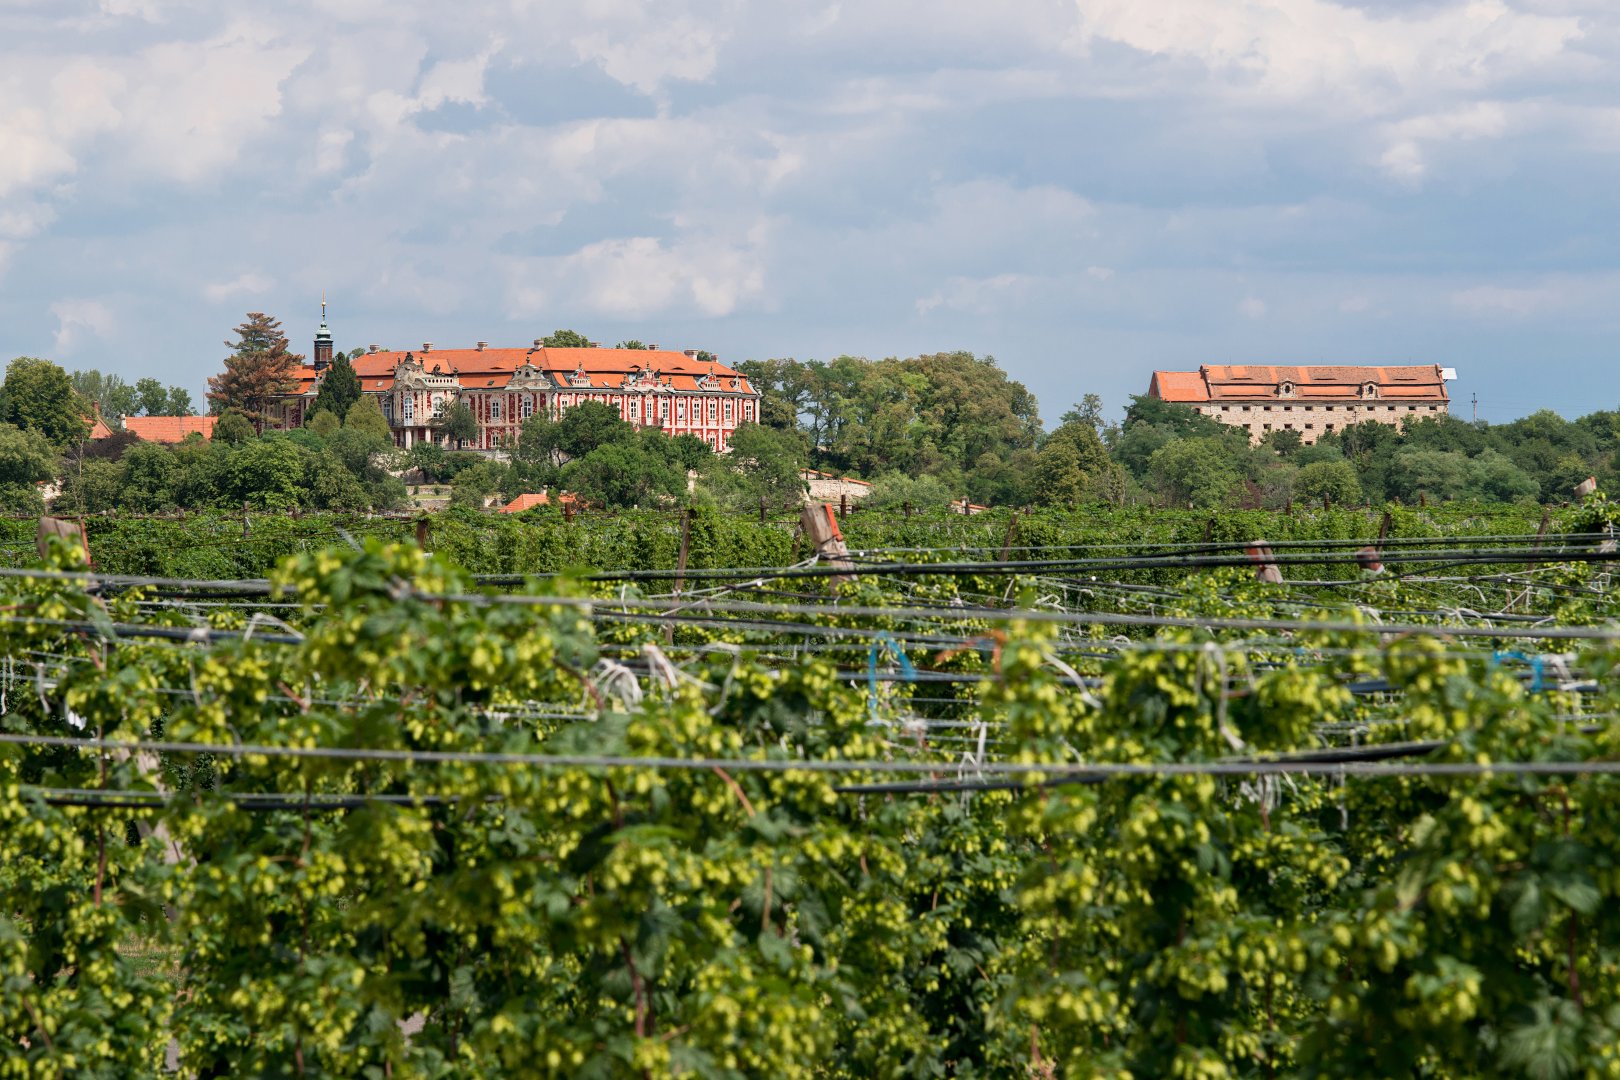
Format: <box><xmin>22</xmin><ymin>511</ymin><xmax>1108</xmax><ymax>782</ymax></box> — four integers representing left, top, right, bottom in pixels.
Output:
<box><xmin>3</xmin><ymin>0</ymin><xmax>1620</xmax><ymax>427</ymax></box>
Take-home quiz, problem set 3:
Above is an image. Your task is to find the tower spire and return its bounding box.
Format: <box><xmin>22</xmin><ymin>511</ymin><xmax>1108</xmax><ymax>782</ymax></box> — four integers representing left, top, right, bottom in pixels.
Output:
<box><xmin>313</xmin><ymin>293</ymin><xmax>334</xmax><ymax>371</ymax></box>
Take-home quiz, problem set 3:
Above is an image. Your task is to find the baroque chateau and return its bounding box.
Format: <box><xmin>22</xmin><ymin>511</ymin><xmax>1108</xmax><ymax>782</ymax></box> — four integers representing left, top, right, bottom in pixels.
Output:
<box><xmin>1147</xmin><ymin>364</ymin><xmax>1453</xmax><ymax>445</ymax></box>
<box><xmin>267</xmin><ymin>307</ymin><xmax>761</xmax><ymax>452</ymax></box>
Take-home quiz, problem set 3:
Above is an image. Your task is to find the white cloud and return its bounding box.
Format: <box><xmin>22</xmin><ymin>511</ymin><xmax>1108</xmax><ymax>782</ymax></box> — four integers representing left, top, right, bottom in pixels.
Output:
<box><xmin>505</xmin><ymin>229</ymin><xmax>769</xmax><ymax>320</ymax></box>
<box><xmin>572</xmin><ymin>17</ymin><xmax>726</xmax><ymax>95</ymax></box>
<box><xmin>203</xmin><ymin>273</ymin><xmax>275</xmax><ymax>304</ymax></box>
<box><xmin>1071</xmin><ymin>0</ymin><xmax>1583</xmax><ymax>113</ymax></box>
<box><xmin>1378</xmin><ymin>101</ymin><xmax>1513</xmax><ymax>183</ymax></box>
<box><xmin>1450</xmin><ymin>281</ymin><xmax>1568</xmax><ymax>317</ymax></box>
<box><xmin>1239</xmin><ymin>295</ymin><xmax>1267</xmax><ymax>319</ymax></box>
<box><xmin>50</xmin><ymin>299</ymin><xmax>116</xmax><ymax>354</ymax></box>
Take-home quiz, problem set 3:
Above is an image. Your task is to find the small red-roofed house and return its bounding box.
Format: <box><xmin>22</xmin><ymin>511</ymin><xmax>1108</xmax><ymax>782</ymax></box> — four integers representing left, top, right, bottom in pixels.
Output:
<box><xmin>499</xmin><ymin>491</ymin><xmax>581</xmax><ymax>513</ymax></box>
<box><xmin>124</xmin><ymin>416</ymin><xmax>218</xmax><ymax>444</ymax></box>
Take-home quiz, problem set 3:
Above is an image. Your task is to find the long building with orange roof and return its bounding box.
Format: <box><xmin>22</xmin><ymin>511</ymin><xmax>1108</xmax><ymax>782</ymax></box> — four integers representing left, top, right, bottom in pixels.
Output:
<box><xmin>1146</xmin><ymin>364</ymin><xmax>1452</xmax><ymax>445</ymax></box>
<box><xmin>267</xmin><ymin>311</ymin><xmax>761</xmax><ymax>452</ymax></box>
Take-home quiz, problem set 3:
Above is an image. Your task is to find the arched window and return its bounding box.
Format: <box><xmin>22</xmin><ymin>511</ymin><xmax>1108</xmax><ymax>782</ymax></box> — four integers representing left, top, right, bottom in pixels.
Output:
<box><xmin>1278</xmin><ymin>381</ymin><xmax>1294</xmax><ymax>398</ymax></box>
<box><xmin>1362</xmin><ymin>382</ymin><xmax>1379</xmax><ymax>399</ymax></box>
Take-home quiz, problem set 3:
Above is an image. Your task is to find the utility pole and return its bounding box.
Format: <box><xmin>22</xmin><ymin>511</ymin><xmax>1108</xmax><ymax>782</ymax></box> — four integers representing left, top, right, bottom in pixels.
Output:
<box><xmin>1472</xmin><ymin>392</ymin><xmax>1478</xmax><ymax>424</ymax></box>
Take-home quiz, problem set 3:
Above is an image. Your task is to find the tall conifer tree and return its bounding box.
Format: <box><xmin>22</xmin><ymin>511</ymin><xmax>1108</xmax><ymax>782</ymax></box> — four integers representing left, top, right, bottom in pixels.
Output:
<box><xmin>207</xmin><ymin>313</ymin><xmax>303</xmax><ymax>427</ymax></box>
<box><xmin>313</xmin><ymin>351</ymin><xmax>361</xmax><ymax>420</ymax></box>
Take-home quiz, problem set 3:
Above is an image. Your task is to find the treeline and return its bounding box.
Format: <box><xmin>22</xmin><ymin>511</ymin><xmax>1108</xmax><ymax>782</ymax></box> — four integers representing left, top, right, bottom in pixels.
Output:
<box><xmin>741</xmin><ymin>355</ymin><xmax>1618</xmax><ymax>508</ymax></box>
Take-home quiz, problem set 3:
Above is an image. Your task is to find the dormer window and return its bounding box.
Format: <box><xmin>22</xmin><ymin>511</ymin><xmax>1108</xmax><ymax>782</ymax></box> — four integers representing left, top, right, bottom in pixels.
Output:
<box><xmin>1278</xmin><ymin>381</ymin><xmax>1295</xmax><ymax>398</ymax></box>
<box><xmin>1362</xmin><ymin>382</ymin><xmax>1378</xmax><ymax>399</ymax></box>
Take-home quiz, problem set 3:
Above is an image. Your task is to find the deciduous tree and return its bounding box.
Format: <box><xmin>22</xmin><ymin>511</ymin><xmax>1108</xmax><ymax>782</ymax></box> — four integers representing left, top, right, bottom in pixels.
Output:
<box><xmin>3</xmin><ymin>357</ymin><xmax>91</xmax><ymax>447</ymax></box>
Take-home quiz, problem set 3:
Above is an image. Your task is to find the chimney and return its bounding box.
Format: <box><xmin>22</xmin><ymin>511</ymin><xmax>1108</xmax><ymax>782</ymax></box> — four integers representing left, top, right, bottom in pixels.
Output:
<box><xmin>476</xmin><ymin>341</ymin><xmax>488</xmax><ymax>351</ymax></box>
<box><xmin>533</xmin><ymin>338</ymin><xmax>544</xmax><ymax>348</ymax></box>
<box><xmin>368</xmin><ymin>344</ymin><xmax>380</xmax><ymax>353</ymax></box>
<box><xmin>647</xmin><ymin>343</ymin><xmax>659</xmax><ymax>350</ymax></box>
<box><xmin>588</xmin><ymin>341</ymin><xmax>601</xmax><ymax>348</ymax></box>
<box><xmin>422</xmin><ymin>342</ymin><xmax>433</xmax><ymax>352</ymax></box>
<box><xmin>683</xmin><ymin>349</ymin><xmax>698</xmax><ymax>358</ymax></box>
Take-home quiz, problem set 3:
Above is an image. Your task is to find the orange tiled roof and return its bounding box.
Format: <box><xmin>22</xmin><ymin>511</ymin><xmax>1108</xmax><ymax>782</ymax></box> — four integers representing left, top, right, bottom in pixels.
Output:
<box><xmin>87</xmin><ymin>412</ymin><xmax>114</xmax><ymax>440</ymax></box>
<box><xmin>501</xmin><ymin>493</ymin><xmax>550</xmax><ymax>512</ymax></box>
<box><xmin>345</xmin><ymin>346</ymin><xmax>755</xmax><ymax>395</ymax></box>
<box><xmin>499</xmin><ymin>491</ymin><xmax>580</xmax><ymax>513</ymax></box>
<box><xmin>124</xmin><ymin>416</ymin><xmax>218</xmax><ymax>443</ymax></box>
<box><xmin>1149</xmin><ymin>364</ymin><xmax>1448</xmax><ymax>403</ymax></box>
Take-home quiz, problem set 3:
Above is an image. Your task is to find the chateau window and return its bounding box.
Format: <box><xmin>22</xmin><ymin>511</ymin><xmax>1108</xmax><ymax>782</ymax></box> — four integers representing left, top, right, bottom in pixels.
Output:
<box><xmin>521</xmin><ymin>396</ymin><xmax>533</xmax><ymax>419</ymax></box>
<box><xmin>403</xmin><ymin>397</ymin><xmax>414</xmax><ymax>421</ymax></box>
<box><xmin>723</xmin><ymin>400</ymin><xmax>733</xmax><ymax>421</ymax></box>
<box><xmin>629</xmin><ymin>399</ymin><xmax>640</xmax><ymax>419</ymax></box>
<box><xmin>708</xmin><ymin>399</ymin><xmax>718</xmax><ymax>421</ymax></box>
<box><xmin>490</xmin><ymin>399</ymin><xmax>501</xmax><ymax>421</ymax></box>
<box><xmin>743</xmin><ymin>402</ymin><xmax>752</xmax><ymax>420</ymax></box>
<box><xmin>677</xmin><ymin>399</ymin><xmax>686</xmax><ymax>420</ymax></box>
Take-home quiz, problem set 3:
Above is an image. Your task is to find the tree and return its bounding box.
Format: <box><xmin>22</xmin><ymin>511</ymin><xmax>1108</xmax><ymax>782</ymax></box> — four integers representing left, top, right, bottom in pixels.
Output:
<box><xmin>701</xmin><ymin>423</ymin><xmax>806</xmax><ymax>508</ymax></box>
<box><xmin>70</xmin><ymin>370</ymin><xmax>138</xmax><ymax>419</ymax></box>
<box><xmin>308</xmin><ymin>410</ymin><xmax>341</xmax><ymax>438</ymax></box>
<box><xmin>313</xmin><ymin>352</ymin><xmax>362</xmax><ymax>420</ymax></box>
<box><xmin>1295</xmin><ymin>459</ymin><xmax>1362</xmax><ymax>505</ymax></box>
<box><xmin>615</xmin><ymin>340</ymin><xmax>650</xmax><ymax>350</ymax></box>
<box><xmin>133</xmin><ymin>377</ymin><xmax>193</xmax><ymax>416</ymax></box>
<box><xmin>1059</xmin><ymin>393</ymin><xmax>1106</xmax><ymax>433</ymax></box>
<box><xmin>3</xmin><ymin>357</ymin><xmax>91</xmax><ymax>447</ymax></box>
<box><xmin>0</xmin><ymin>421</ymin><xmax>56</xmax><ymax>511</ymax></box>
<box><xmin>1146</xmin><ymin>436</ymin><xmax>1243</xmax><ymax>508</ymax></box>
<box><xmin>541</xmin><ymin>329</ymin><xmax>591</xmax><ymax>348</ymax></box>
<box><xmin>344</xmin><ymin>396</ymin><xmax>392</xmax><ymax>441</ymax></box>
<box><xmin>207</xmin><ymin>313</ymin><xmax>304</xmax><ymax>426</ymax></box>
<box><xmin>213</xmin><ymin>410</ymin><xmax>256</xmax><ymax>446</ymax></box>
<box><xmin>556</xmin><ymin>401</ymin><xmax>634</xmax><ymax>459</ymax></box>
<box><xmin>434</xmin><ymin>400</ymin><xmax>480</xmax><ymax>447</ymax></box>
<box><xmin>1261</xmin><ymin>429</ymin><xmax>1304</xmax><ymax>456</ymax></box>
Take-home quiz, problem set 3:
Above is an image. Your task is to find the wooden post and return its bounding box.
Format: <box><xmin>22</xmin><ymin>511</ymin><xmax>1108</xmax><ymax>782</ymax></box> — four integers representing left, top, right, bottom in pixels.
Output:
<box><xmin>999</xmin><ymin>512</ymin><xmax>1020</xmax><ymax>563</ymax></box>
<box><xmin>1378</xmin><ymin>511</ymin><xmax>1393</xmax><ymax>543</ymax></box>
<box><xmin>903</xmin><ymin>501</ymin><xmax>912</xmax><ymax>518</ymax></box>
<box><xmin>800</xmin><ymin>504</ymin><xmax>853</xmax><ymax>587</ymax></box>
<box><xmin>1322</xmin><ymin>493</ymin><xmax>1331</xmax><ymax>512</ymax></box>
<box><xmin>1246</xmin><ymin>540</ymin><xmax>1283</xmax><ymax>584</ymax></box>
<box><xmin>415</xmin><ymin>517</ymin><xmax>430</xmax><ymax>550</ymax></box>
<box><xmin>37</xmin><ymin>516</ymin><xmax>90</xmax><ymax>566</ymax></box>
<box><xmin>1419</xmin><ymin>491</ymin><xmax>1427</xmax><ymax>508</ymax></box>
<box><xmin>564</xmin><ymin>500</ymin><xmax>575</xmax><ymax>523</ymax></box>
<box><xmin>674</xmin><ymin>508</ymin><xmax>693</xmax><ymax>599</ymax></box>
<box><xmin>759</xmin><ymin>495</ymin><xmax>767</xmax><ymax>524</ymax></box>
<box><xmin>1202</xmin><ymin>518</ymin><xmax>1214</xmax><ymax>544</ymax></box>
<box><xmin>242</xmin><ymin>501</ymin><xmax>251</xmax><ymax>540</ymax></box>
<box><xmin>839</xmin><ymin>493</ymin><xmax>848</xmax><ymax>520</ymax></box>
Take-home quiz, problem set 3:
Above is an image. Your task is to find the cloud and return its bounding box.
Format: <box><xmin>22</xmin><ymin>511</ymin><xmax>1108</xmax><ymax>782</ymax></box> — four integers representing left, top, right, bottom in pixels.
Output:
<box><xmin>1239</xmin><ymin>295</ymin><xmax>1267</xmax><ymax>319</ymax></box>
<box><xmin>203</xmin><ymin>273</ymin><xmax>275</xmax><ymax>304</ymax></box>
<box><xmin>504</xmin><ymin>229</ymin><xmax>769</xmax><ymax>320</ymax></box>
<box><xmin>50</xmin><ymin>299</ymin><xmax>116</xmax><ymax>355</ymax></box>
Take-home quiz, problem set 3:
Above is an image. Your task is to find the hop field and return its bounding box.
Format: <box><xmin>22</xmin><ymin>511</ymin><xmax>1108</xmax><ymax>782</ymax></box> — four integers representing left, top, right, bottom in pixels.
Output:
<box><xmin>4</xmin><ymin>501</ymin><xmax>1620</xmax><ymax>1077</ymax></box>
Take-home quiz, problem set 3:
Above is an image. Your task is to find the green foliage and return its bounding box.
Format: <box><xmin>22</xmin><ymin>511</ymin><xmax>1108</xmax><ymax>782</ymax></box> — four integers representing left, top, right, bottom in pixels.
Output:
<box><xmin>435</xmin><ymin>400</ymin><xmax>480</xmax><ymax>445</ymax></box>
<box><xmin>344</xmin><ymin>395</ymin><xmax>392</xmax><ymax>441</ymax></box>
<box><xmin>212</xmin><ymin>410</ymin><xmax>255</xmax><ymax>446</ymax></box>
<box><xmin>1296</xmin><ymin>459</ymin><xmax>1363</xmax><ymax>505</ymax></box>
<box><xmin>8</xmin><ymin>521</ymin><xmax>1620</xmax><ymax>1075</ymax></box>
<box><xmin>312</xmin><ymin>351</ymin><xmax>362</xmax><ymax>420</ymax></box>
<box><xmin>3</xmin><ymin>357</ymin><xmax>91</xmax><ymax>447</ymax></box>
<box><xmin>541</xmin><ymin>329</ymin><xmax>592</xmax><ymax>348</ymax></box>
<box><xmin>307</xmin><ymin>409</ymin><xmax>341</xmax><ymax>438</ymax></box>
<box><xmin>735</xmin><ymin>352</ymin><xmax>1040</xmax><ymax>505</ymax></box>
<box><xmin>1147</xmin><ymin>436</ymin><xmax>1244</xmax><ymax>508</ymax></box>
<box><xmin>70</xmin><ymin>369</ymin><xmax>139</xmax><ymax>419</ymax></box>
